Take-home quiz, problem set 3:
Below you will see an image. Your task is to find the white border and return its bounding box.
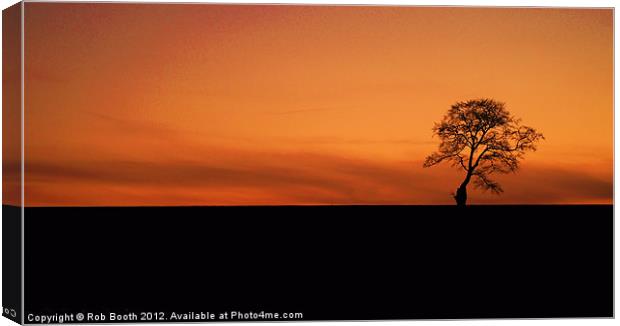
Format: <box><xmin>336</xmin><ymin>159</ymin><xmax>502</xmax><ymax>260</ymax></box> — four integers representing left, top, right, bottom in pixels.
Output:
<box><xmin>0</xmin><ymin>1</ymin><xmax>616</xmax><ymax>326</ymax></box>
<box><xmin>19</xmin><ymin>0</ymin><xmax>24</xmax><ymax>324</ymax></box>
<box><xmin>13</xmin><ymin>0</ymin><xmax>620</xmax><ymax>6</ymax></box>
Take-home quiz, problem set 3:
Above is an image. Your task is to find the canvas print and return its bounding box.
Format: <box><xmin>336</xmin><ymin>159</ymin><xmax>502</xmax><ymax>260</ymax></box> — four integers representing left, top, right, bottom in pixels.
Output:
<box><xmin>2</xmin><ymin>1</ymin><xmax>613</xmax><ymax>323</ymax></box>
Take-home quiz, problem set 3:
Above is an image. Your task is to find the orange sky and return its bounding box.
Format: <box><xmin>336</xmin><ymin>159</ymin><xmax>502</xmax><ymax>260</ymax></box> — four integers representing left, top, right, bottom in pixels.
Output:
<box><xmin>9</xmin><ymin>3</ymin><xmax>613</xmax><ymax>206</ymax></box>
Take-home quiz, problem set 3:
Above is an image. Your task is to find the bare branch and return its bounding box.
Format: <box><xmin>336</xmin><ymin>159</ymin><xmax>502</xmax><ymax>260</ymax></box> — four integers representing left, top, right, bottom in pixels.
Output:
<box><xmin>423</xmin><ymin>98</ymin><xmax>544</xmax><ymax>201</ymax></box>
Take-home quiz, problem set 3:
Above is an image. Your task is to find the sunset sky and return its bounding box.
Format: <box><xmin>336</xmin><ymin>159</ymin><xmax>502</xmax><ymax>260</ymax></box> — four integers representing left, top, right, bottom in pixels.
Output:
<box><xmin>9</xmin><ymin>3</ymin><xmax>613</xmax><ymax>206</ymax></box>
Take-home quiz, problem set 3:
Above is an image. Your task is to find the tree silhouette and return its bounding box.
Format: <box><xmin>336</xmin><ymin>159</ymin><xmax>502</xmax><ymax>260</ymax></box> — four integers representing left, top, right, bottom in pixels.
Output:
<box><xmin>423</xmin><ymin>99</ymin><xmax>544</xmax><ymax>206</ymax></box>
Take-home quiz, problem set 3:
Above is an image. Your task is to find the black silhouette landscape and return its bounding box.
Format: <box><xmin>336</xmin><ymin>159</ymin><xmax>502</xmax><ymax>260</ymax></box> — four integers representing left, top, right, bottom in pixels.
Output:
<box><xmin>11</xmin><ymin>204</ymin><xmax>612</xmax><ymax>319</ymax></box>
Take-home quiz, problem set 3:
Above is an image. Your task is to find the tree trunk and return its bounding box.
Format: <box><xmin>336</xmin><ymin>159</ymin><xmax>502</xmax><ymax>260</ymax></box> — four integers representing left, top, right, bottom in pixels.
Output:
<box><xmin>454</xmin><ymin>173</ymin><xmax>472</xmax><ymax>206</ymax></box>
<box><xmin>454</xmin><ymin>185</ymin><xmax>467</xmax><ymax>206</ymax></box>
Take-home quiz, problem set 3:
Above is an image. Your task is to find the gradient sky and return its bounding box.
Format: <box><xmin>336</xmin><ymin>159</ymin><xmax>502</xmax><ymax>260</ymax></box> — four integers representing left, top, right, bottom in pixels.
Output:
<box><xmin>12</xmin><ymin>3</ymin><xmax>613</xmax><ymax>206</ymax></box>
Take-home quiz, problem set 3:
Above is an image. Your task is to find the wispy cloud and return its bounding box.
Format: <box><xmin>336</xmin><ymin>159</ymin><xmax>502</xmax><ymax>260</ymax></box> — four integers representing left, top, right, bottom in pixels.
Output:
<box><xmin>270</xmin><ymin>105</ymin><xmax>360</xmax><ymax>115</ymax></box>
<box><xmin>81</xmin><ymin>111</ymin><xmax>181</xmax><ymax>137</ymax></box>
<box><xmin>22</xmin><ymin>148</ymin><xmax>612</xmax><ymax>206</ymax></box>
<box><xmin>272</xmin><ymin>135</ymin><xmax>435</xmax><ymax>146</ymax></box>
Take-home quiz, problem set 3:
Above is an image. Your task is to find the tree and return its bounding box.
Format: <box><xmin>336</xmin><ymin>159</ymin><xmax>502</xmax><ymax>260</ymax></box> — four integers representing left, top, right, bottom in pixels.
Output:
<box><xmin>423</xmin><ymin>99</ymin><xmax>544</xmax><ymax>206</ymax></box>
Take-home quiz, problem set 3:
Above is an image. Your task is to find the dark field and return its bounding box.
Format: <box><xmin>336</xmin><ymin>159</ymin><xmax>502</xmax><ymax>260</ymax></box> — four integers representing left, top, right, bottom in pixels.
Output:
<box><xmin>11</xmin><ymin>205</ymin><xmax>613</xmax><ymax>321</ymax></box>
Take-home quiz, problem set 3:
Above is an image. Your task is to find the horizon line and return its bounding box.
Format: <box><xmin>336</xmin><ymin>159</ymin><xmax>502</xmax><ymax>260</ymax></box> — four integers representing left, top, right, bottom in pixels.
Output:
<box><xmin>3</xmin><ymin>203</ymin><xmax>613</xmax><ymax>208</ymax></box>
